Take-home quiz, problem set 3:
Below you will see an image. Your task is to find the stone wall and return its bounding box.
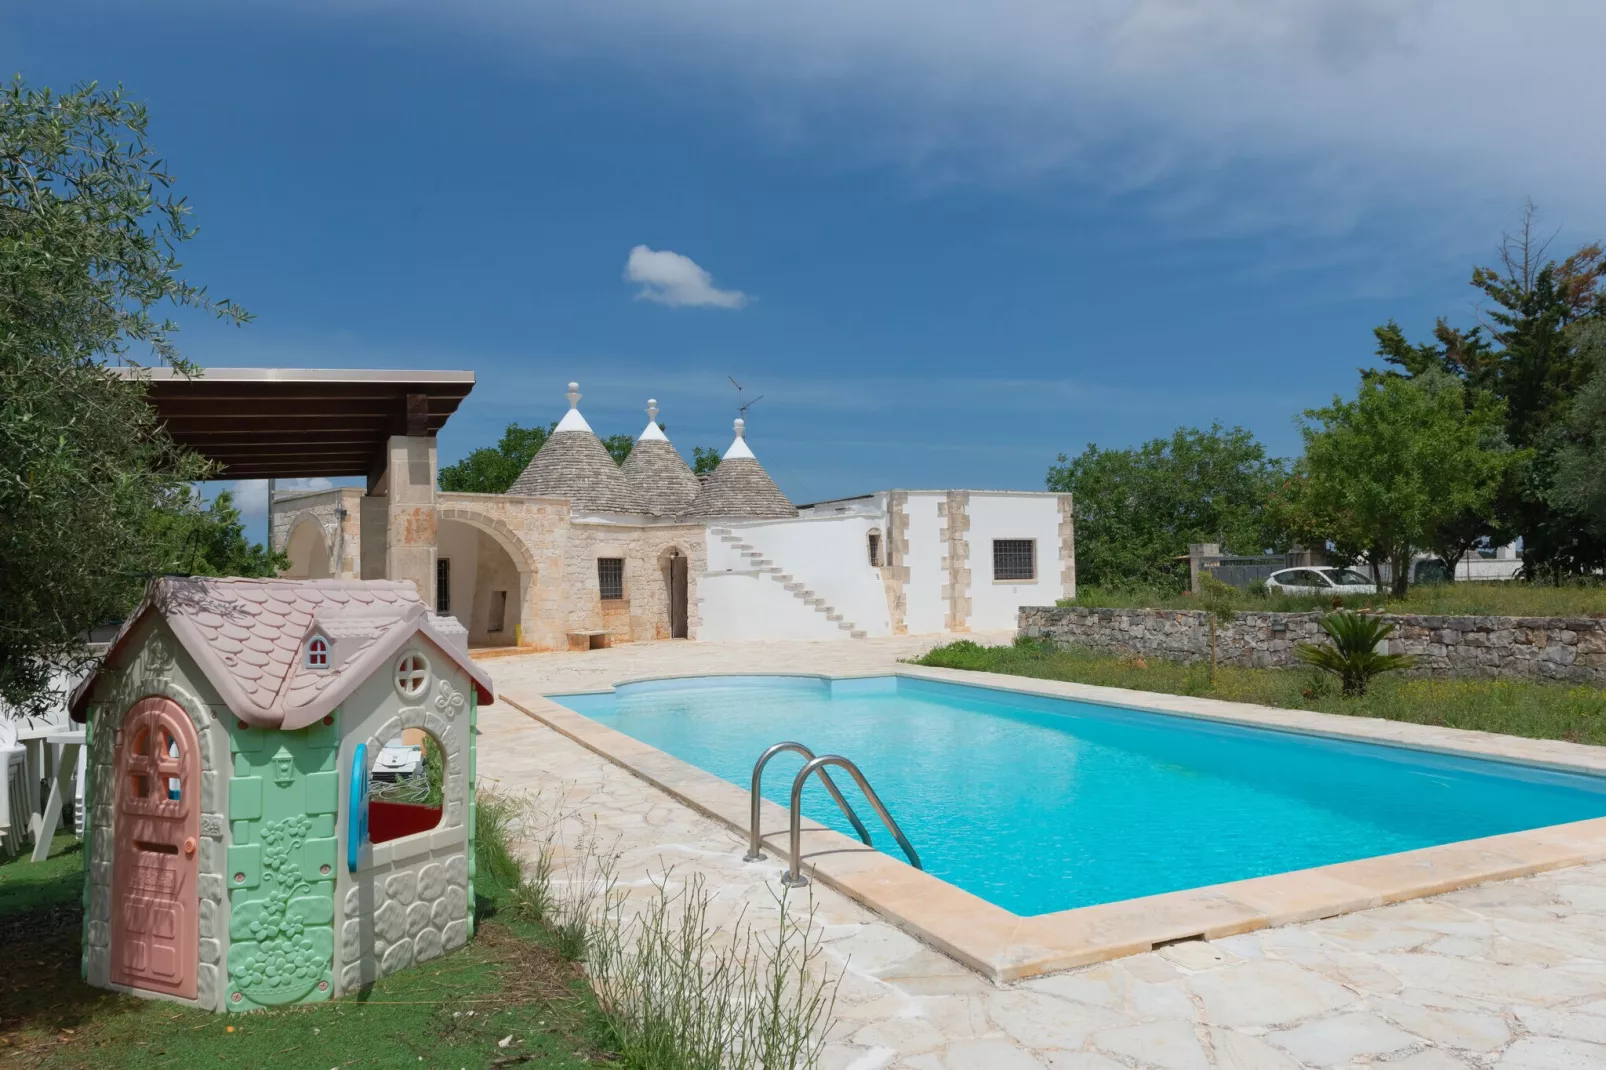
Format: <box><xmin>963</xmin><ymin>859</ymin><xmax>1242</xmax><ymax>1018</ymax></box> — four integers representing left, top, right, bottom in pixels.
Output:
<box><xmin>271</xmin><ymin>488</ymin><xmax>362</xmax><ymax>579</ymax></box>
<box><xmin>341</xmin><ymin>491</ymin><xmax>711</xmax><ymax>650</ymax></box>
<box><xmin>1019</xmin><ymin>605</ymin><xmax>1606</xmax><ymax>684</ymax></box>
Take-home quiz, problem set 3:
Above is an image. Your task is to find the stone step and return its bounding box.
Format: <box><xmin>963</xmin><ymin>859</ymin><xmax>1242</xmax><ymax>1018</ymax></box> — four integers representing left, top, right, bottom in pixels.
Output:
<box><xmin>849</xmin><ymin>630</ymin><xmax>867</xmax><ymax>639</ymax></box>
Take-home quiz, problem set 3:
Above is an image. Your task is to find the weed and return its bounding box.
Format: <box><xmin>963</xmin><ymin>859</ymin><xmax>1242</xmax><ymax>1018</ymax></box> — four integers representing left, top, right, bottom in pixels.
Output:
<box><xmin>587</xmin><ymin>872</ymin><xmax>838</xmax><ymax>1070</ymax></box>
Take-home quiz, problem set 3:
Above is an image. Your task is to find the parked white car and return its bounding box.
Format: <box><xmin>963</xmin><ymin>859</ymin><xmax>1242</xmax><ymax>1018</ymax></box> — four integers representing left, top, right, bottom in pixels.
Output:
<box><xmin>1265</xmin><ymin>566</ymin><xmax>1379</xmax><ymax>596</ymax></box>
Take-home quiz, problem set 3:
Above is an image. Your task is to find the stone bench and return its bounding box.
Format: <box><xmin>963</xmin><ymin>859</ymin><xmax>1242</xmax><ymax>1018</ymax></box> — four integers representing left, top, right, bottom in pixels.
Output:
<box><xmin>567</xmin><ymin>630</ymin><xmax>611</xmax><ymax>652</ymax></box>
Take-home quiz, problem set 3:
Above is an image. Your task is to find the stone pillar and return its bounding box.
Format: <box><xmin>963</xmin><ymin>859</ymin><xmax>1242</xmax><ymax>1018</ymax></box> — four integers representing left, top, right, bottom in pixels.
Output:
<box><xmin>1056</xmin><ymin>494</ymin><xmax>1077</xmax><ymax>601</ymax></box>
<box><xmin>381</xmin><ymin>434</ymin><xmax>438</xmax><ymax>606</ymax></box>
<box><xmin>880</xmin><ymin>492</ymin><xmax>910</xmax><ymax>635</ymax></box>
<box><xmin>1186</xmin><ymin>543</ymin><xmax>1220</xmax><ymax>595</ymax></box>
<box><xmin>939</xmin><ymin>491</ymin><xmax>971</xmax><ymax>633</ymax></box>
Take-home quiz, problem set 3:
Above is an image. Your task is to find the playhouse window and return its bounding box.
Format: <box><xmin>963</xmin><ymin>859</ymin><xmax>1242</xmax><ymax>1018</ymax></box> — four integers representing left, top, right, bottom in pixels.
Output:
<box><xmin>306</xmin><ymin>635</ymin><xmax>330</xmax><ymax>669</ymax></box>
<box><xmin>367</xmin><ymin>729</ymin><xmax>446</xmax><ymax>843</ymax></box>
<box><xmin>395</xmin><ymin>652</ymin><xmax>429</xmax><ymax>699</ymax></box>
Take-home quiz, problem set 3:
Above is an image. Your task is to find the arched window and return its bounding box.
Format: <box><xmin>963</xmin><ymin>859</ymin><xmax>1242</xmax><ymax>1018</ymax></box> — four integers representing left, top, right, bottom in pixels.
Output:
<box><xmin>306</xmin><ymin>635</ymin><xmax>329</xmax><ymax>669</ymax></box>
<box><xmin>368</xmin><ymin>729</ymin><xmax>446</xmax><ymax>844</ymax></box>
<box><xmin>867</xmin><ymin>530</ymin><xmax>883</xmax><ymax>567</ymax></box>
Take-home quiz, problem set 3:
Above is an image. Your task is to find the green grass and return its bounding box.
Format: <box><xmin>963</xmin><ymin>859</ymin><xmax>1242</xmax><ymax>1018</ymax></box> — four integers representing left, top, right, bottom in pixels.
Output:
<box><xmin>1060</xmin><ymin>580</ymin><xmax>1606</xmax><ymax>618</ymax></box>
<box><xmin>914</xmin><ymin>638</ymin><xmax>1606</xmax><ymax>745</ymax></box>
<box><xmin>0</xmin><ymin>798</ymin><xmax>617</xmax><ymax>1070</ymax></box>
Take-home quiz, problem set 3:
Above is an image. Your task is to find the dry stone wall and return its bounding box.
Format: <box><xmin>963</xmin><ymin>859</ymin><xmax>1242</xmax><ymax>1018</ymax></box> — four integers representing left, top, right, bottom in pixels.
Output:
<box><xmin>1019</xmin><ymin>605</ymin><xmax>1606</xmax><ymax>684</ymax></box>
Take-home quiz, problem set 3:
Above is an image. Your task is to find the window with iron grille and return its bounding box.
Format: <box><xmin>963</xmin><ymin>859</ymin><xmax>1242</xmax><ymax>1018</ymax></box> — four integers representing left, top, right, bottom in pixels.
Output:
<box><xmin>436</xmin><ymin>558</ymin><xmax>451</xmax><ymax>614</ymax></box>
<box><xmin>867</xmin><ymin>532</ymin><xmax>882</xmax><ymax>567</ymax></box>
<box><xmin>598</xmin><ymin>558</ymin><xmax>625</xmax><ymax>600</ymax></box>
<box><xmin>993</xmin><ymin>539</ymin><xmax>1036</xmax><ymax>582</ymax></box>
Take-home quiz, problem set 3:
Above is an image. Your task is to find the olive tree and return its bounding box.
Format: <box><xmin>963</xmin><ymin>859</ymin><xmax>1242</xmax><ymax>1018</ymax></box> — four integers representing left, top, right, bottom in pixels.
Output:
<box><xmin>1</xmin><ymin>79</ymin><xmax>255</xmax><ymax>713</ymax></box>
<box><xmin>1285</xmin><ymin>371</ymin><xmax>1522</xmax><ymax>596</ymax></box>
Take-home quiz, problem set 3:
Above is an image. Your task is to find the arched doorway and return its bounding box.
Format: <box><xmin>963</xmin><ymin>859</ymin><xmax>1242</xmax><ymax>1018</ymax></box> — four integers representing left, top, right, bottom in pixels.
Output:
<box><xmin>436</xmin><ymin>517</ymin><xmax>530</xmax><ymax>646</ymax></box>
<box><xmin>282</xmin><ymin>513</ymin><xmax>332</xmax><ymax>579</ymax></box>
<box><xmin>660</xmin><ymin>547</ymin><xmax>689</xmax><ymax>639</ymax></box>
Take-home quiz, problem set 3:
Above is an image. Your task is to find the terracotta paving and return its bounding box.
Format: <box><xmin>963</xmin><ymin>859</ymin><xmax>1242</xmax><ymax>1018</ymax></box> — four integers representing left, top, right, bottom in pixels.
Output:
<box><xmin>476</xmin><ymin>636</ymin><xmax>1606</xmax><ymax>1069</ymax></box>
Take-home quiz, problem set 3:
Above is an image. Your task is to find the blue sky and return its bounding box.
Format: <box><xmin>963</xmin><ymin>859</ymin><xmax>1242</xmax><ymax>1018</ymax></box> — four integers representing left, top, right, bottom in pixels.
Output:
<box><xmin>11</xmin><ymin>2</ymin><xmax>1604</xmax><ymax>543</ymax></box>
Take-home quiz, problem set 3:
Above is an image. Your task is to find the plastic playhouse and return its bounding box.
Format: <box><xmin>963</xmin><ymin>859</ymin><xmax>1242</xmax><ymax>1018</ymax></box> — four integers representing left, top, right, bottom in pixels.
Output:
<box><xmin>68</xmin><ymin>577</ymin><xmax>493</xmax><ymax>1011</ymax></box>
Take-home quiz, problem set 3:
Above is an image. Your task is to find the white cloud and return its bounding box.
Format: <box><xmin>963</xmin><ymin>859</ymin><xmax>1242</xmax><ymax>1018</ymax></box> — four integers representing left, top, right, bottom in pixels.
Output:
<box><xmin>386</xmin><ymin>0</ymin><xmax>1604</xmax><ymax>246</ymax></box>
<box><xmin>225</xmin><ymin>477</ymin><xmax>335</xmax><ymax>518</ymax></box>
<box><xmin>624</xmin><ymin>245</ymin><xmax>750</xmax><ymax>308</ymax></box>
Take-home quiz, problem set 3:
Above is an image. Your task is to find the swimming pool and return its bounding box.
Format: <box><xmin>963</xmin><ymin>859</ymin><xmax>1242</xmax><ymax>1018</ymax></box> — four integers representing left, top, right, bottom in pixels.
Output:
<box><xmin>553</xmin><ymin>675</ymin><xmax>1606</xmax><ymax>918</ymax></box>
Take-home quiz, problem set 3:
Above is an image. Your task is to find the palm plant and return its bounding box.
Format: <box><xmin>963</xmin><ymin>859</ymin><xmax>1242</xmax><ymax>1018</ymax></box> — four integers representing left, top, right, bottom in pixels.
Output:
<box><xmin>1295</xmin><ymin>611</ymin><xmax>1416</xmax><ymax>696</ymax></box>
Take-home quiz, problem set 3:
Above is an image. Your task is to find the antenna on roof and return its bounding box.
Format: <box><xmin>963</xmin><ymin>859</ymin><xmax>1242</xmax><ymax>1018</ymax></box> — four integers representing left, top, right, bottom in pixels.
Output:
<box><xmin>728</xmin><ymin>376</ymin><xmax>764</xmax><ymax>421</ymax></box>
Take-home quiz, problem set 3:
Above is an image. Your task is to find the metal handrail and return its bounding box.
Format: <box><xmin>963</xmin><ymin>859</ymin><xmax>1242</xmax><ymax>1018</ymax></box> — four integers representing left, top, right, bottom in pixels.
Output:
<box><xmin>781</xmin><ymin>755</ymin><xmax>920</xmax><ymax>887</ymax></box>
<box><xmin>744</xmin><ymin>742</ymin><xmax>872</xmax><ymax>862</ymax></box>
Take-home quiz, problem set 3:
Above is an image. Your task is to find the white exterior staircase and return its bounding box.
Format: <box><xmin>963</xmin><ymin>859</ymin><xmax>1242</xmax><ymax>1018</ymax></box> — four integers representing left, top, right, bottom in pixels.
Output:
<box><xmin>710</xmin><ymin>527</ymin><xmax>867</xmax><ymax>639</ymax></box>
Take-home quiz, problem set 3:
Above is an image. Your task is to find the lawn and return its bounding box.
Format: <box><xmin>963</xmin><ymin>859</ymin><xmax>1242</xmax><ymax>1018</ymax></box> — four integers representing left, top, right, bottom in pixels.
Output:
<box><xmin>1061</xmin><ymin>581</ymin><xmax>1606</xmax><ymax>618</ymax></box>
<box><xmin>0</xmin><ymin>813</ymin><xmax>614</xmax><ymax>1069</ymax></box>
<box><xmin>914</xmin><ymin>638</ymin><xmax>1606</xmax><ymax>745</ymax></box>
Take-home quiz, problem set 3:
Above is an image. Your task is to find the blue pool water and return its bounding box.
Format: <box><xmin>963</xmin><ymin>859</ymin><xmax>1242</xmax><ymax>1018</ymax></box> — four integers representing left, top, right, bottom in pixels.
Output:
<box><xmin>552</xmin><ymin>676</ymin><xmax>1606</xmax><ymax>916</ymax></box>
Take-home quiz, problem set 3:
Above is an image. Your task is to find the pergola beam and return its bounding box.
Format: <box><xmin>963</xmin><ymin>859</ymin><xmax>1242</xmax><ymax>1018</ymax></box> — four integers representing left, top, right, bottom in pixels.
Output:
<box><xmin>119</xmin><ymin>367</ymin><xmax>475</xmax><ymax>481</ymax></box>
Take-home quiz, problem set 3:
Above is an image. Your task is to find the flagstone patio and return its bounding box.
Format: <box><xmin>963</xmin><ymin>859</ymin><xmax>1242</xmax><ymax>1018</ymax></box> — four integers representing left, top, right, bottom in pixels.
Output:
<box><xmin>476</xmin><ymin>636</ymin><xmax>1606</xmax><ymax>1069</ymax></box>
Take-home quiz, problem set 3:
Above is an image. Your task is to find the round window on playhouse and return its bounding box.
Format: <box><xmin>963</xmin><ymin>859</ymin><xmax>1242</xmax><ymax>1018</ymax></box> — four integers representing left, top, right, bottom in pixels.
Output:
<box><xmin>395</xmin><ymin>652</ymin><xmax>429</xmax><ymax>699</ymax></box>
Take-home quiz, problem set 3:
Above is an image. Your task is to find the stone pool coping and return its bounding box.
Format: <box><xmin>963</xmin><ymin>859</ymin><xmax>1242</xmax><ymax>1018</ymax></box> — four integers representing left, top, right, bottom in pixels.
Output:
<box><xmin>503</xmin><ymin>664</ymin><xmax>1606</xmax><ymax>983</ymax></box>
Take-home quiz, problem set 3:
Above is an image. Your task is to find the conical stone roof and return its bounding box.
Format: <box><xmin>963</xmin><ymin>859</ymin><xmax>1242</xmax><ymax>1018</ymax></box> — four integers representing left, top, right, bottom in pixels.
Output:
<box><xmin>622</xmin><ymin>399</ymin><xmax>702</xmax><ymax>517</ymax></box>
<box><xmin>507</xmin><ymin>382</ymin><xmax>647</xmax><ymax>514</ymax></box>
<box><xmin>685</xmin><ymin>418</ymin><xmax>797</xmax><ymax>520</ymax></box>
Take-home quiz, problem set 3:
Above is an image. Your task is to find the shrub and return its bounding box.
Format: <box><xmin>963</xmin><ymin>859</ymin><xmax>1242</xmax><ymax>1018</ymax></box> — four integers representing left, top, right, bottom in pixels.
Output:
<box><xmin>1295</xmin><ymin>611</ymin><xmax>1417</xmax><ymax>696</ymax></box>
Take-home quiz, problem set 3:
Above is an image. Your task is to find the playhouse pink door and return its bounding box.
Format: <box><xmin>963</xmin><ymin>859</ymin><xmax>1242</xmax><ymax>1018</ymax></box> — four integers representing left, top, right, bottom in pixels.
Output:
<box><xmin>111</xmin><ymin>697</ymin><xmax>199</xmax><ymax>1000</ymax></box>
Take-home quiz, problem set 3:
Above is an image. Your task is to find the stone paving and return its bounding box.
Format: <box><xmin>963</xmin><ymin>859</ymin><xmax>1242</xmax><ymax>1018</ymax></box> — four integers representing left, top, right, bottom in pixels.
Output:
<box><xmin>475</xmin><ymin>636</ymin><xmax>1606</xmax><ymax>1069</ymax></box>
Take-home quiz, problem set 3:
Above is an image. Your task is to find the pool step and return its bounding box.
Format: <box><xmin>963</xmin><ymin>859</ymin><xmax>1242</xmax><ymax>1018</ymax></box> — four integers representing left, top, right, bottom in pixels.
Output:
<box><xmin>708</xmin><ymin>526</ymin><xmax>867</xmax><ymax>639</ymax></box>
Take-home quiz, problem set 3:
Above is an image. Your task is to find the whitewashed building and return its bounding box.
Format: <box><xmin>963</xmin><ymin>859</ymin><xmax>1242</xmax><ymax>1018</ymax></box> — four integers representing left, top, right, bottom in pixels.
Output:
<box><xmin>275</xmin><ymin>384</ymin><xmax>1074</xmax><ymax>648</ymax></box>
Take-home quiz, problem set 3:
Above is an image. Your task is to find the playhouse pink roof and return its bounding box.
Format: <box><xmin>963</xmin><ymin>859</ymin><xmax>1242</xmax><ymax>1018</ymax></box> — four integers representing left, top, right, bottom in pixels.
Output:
<box><xmin>70</xmin><ymin>577</ymin><xmax>494</xmax><ymax>730</ymax></box>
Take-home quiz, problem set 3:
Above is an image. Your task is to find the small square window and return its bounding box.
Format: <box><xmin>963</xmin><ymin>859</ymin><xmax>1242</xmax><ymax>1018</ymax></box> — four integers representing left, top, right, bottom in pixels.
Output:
<box><xmin>598</xmin><ymin>558</ymin><xmax>624</xmax><ymax>600</ymax></box>
<box><xmin>993</xmin><ymin>539</ymin><xmax>1036</xmax><ymax>582</ymax></box>
<box><xmin>306</xmin><ymin>635</ymin><xmax>330</xmax><ymax>669</ymax></box>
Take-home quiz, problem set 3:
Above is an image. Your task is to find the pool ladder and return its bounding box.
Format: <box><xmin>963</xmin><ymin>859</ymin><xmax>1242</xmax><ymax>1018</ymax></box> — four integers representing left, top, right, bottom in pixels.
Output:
<box><xmin>743</xmin><ymin>741</ymin><xmax>921</xmax><ymax>887</ymax></box>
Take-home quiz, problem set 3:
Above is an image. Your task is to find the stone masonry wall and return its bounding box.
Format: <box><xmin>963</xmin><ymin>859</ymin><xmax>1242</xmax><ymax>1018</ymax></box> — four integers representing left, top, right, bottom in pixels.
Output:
<box><xmin>271</xmin><ymin>488</ymin><xmax>363</xmax><ymax>579</ymax></box>
<box><xmin>1019</xmin><ymin>605</ymin><xmax>1606</xmax><ymax>685</ymax></box>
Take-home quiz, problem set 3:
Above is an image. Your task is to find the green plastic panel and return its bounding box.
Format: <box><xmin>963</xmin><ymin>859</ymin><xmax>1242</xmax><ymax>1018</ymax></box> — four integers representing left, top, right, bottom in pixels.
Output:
<box><xmin>224</xmin><ymin>713</ymin><xmax>340</xmax><ymax>1011</ymax></box>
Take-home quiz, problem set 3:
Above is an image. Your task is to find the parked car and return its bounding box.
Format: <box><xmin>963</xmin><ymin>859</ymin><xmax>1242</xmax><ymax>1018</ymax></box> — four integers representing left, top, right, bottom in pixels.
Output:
<box><xmin>1264</xmin><ymin>566</ymin><xmax>1379</xmax><ymax>596</ymax></box>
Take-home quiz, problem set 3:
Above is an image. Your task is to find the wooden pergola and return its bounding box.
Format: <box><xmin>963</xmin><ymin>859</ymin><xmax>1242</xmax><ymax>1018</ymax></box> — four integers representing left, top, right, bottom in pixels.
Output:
<box><xmin>120</xmin><ymin>367</ymin><xmax>476</xmax><ymax>481</ymax></box>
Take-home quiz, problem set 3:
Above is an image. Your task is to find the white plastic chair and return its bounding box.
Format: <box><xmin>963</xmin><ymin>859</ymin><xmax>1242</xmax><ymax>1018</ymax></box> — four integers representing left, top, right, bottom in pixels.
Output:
<box><xmin>1</xmin><ymin>743</ymin><xmax>31</xmax><ymax>858</ymax></box>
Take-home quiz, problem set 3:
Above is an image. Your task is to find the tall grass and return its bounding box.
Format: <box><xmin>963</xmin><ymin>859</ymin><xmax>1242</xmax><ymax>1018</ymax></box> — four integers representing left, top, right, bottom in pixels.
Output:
<box><xmin>497</xmin><ymin>788</ymin><xmax>839</xmax><ymax>1070</ymax></box>
<box><xmin>587</xmin><ymin>874</ymin><xmax>838</xmax><ymax>1070</ymax></box>
<box><xmin>1059</xmin><ymin>580</ymin><xmax>1606</xmax><ymax>618</ymax></box>
<box><xmin>915</xmin><ymin>637</ymin><xmax>1606</xmax><ymax>745</ymax></box>
<box><xmin>474</xmin><ymin>788</ymin><xmax>527</xmax><ymax>903</ymax></box>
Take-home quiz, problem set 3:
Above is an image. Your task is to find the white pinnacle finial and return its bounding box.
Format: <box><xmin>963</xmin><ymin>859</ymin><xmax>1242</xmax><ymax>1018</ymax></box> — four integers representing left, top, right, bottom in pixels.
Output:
<box><xmin>556</xmin><ymin>381</ymin><xmax>592</xmax><ymax>433</ymax></box>
<box><xmin>724</xmin><ymin>416</ymin><xmax>756</xmax><ymax>460</ymax></box>
<box><xmin>647</xmin><ymin>398</ymin><xmax>659</xmax><ymax>423</ymax></box>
